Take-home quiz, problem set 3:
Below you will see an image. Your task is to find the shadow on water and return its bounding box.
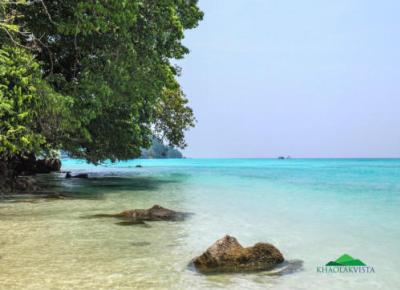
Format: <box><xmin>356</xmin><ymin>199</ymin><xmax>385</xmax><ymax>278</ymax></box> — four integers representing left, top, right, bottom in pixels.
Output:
<box><xmin>56</xmin><ymin>174</ymin><xmax>184</xmax><ymax>192</ymax></box>
<box><xmin>1</xmin><ymin>174</ymin><xmax>183</xmax><ymax>204</ymax></box>
<box><xmin>30</xmin><ymin>173</ymin><xmax>186</xmax><ymax>199</ymax></box>
<box><xmin>83</xmin><ymin>176</ymin><xmax>179</xmax><ymax>191</ymax></box>
<box><xmin>0</xmin><ymin>192</ymin><xmax>106</xmax><ymax>204</ymax></box>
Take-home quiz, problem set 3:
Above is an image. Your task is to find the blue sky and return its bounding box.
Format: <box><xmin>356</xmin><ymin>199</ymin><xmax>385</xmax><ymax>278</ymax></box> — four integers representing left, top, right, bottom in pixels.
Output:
<box><xmin>177</xmin><ymin>0</ymin><xmax>400</xmax><ymax>158</ymax></box>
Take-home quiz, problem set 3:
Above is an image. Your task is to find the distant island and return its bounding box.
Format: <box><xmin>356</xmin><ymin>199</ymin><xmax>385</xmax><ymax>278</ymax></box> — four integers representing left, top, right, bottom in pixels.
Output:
<box><xmin>140</xmin><ymin>138</ymin><xmax>183</xmax><ymax>159</ymax></box>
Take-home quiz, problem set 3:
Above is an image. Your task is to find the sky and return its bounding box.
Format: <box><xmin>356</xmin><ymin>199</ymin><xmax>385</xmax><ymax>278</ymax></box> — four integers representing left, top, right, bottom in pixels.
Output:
<box><xmin>177</xmin><ymin>0</ymin><xmax>400</xmax><ymax>158</ymax></box>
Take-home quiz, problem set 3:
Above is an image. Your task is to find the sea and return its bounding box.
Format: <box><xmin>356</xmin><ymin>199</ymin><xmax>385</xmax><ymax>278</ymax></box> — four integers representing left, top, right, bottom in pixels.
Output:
<box><xmin>0</xmin><ymin>158</ymin><xmax>399</xmax><ymax>289</ymax></box>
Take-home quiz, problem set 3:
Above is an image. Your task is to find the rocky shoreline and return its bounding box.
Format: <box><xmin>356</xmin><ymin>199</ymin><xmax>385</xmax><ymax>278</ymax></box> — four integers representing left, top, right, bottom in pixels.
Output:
<box><xmin>0</xmin><ymin>156</ymin><xmax>61</xmax><ymax>194</ymax></box>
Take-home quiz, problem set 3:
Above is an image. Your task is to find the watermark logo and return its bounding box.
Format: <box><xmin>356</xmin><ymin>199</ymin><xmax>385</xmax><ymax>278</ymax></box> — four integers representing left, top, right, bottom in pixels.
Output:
<box><xmin>317</xmin><ymin>254</ymin><xmax>375</xmax><ymax>274</ymax></box>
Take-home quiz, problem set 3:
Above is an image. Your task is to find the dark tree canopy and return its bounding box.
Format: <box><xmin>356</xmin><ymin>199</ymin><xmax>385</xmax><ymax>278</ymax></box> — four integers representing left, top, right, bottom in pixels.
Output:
<box><xmin>0</xmin><ymin>0</ymin><xmax>203</xmax><ymax>164</ymax></box>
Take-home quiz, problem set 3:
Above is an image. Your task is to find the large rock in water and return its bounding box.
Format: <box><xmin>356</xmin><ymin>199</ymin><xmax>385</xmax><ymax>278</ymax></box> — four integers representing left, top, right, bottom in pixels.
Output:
<box><xmin>95</xmin><ymin>205</ymin><xmax>189</xmax><ymax>221</ymax></box>
<box><xmin>192</xmin><ymin>235</ymin><xmax>284</xmax><ymax>273</ymax></box>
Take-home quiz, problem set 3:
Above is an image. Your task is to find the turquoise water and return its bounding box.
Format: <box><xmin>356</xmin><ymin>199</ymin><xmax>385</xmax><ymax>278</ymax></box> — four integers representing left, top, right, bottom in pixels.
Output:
<box><xmin>1</xmin><ymin>158</ymin><xmax>400</xmax><ymax>289</ymax></box>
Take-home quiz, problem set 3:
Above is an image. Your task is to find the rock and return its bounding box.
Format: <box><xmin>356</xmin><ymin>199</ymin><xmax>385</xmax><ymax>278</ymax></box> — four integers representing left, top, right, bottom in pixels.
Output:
<box><xmin>66</xmin><ymin>173</ymin><xmax>88</xmax><ymax>179</ymax></box>
<box><xmin>192</xmin><ymin>235</ymin><xmax>284</xmax><ymax>274</ymax></box>
<box><xmin>0</xmin><ymin>162</ymin><xmax>9</xmax><ymax>192</ymax></box>
<box><xmin>135</xmin><ymin>165</ymin><xmax>143</xmax><ymax>168</ymax></box>
<box><xmin>0</xmin><ymin>161</ymin><xmax>8</xmax><ymax>177</ymax></box>
<box><xmin>36</xmin><ymin>159</ymin><xmax>62</xmax><ymax>173</ymax></box>
<box><xmin>13</xmin><ymin>153</ymin><xmax>37</xmax><ymax>175</ymax></box>
<box><xmin>0</xmin><ymin>156</ymin><xmax>60</xmax><ymax>194</ymax></box>
<box><xmin>0</xmin><ymin>174</ymin><xmax>39</xmax><ymax>194</ymax></box>
<box><xmin>93</xmin><ymin>205</ymin><xmax>190</xmax><ymax>222</ymax></box>
<box><xmin>73</xmin><ymin>173</ymin><xmax>88</xmax><ymax>179</ymax></box>
<box><xmin>13</xmin><ymin>177</ymin><xmax>38</xmax><ymax>192</ymax></box>
<box><xmin>117</xmin><ymin>205</ymin><xmax>188</xmax><ymax>221</ymax></box>
<box><xmin>12</xmin><ymin>155</ymin><xmax>61</xmax><ymax>175</ymax></box>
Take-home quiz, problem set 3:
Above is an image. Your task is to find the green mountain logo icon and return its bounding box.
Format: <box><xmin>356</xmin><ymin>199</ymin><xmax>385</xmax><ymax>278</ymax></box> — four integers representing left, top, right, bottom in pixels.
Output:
<box><xmin>325</xmin><ymin>254</ymin><xmax>366</xmax><ymax>266</ymax></box>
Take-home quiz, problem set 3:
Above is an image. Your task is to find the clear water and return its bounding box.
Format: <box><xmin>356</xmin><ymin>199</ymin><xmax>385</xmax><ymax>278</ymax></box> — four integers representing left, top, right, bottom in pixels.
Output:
<box><xmin>1</xmin><ymin>158</ymin><xmax>400</xmax><ymax>289</ymax></box>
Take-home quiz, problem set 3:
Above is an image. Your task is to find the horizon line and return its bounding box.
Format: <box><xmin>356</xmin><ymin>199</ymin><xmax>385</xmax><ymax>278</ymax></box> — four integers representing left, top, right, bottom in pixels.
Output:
<box><xmin>182</xmin><ymin>156</ymin><xmax>400</xmax><ymax>159</ymax></box>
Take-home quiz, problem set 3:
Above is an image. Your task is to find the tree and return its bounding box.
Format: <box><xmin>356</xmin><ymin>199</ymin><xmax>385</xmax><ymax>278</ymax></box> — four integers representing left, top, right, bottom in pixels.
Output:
<box><xmin>0</xmin><ymin>0</ymin><xmax>203</xmax><ymax>166</ymax></box>
<box><xmin>1</xmin><ymin>1</ymin><xmax>74</xmax><ymax>161</ymax></box>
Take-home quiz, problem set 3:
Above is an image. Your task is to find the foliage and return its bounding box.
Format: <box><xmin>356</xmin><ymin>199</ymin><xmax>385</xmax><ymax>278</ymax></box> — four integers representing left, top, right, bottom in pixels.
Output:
<box><xmin>0</xmin><ymin>0</ymin><xmax>203</xmax><ymax>164</ymax></box>
<box><xmin>0</xmin><ymin>46</ymin><xmax>73</xmax><ymax>158</ymax></box>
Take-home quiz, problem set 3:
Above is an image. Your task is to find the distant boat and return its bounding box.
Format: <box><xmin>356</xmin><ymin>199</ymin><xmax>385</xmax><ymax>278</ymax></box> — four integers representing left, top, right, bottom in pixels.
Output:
<box><xmin>278</xmin><ymin>156</ymin><xmax>292</xmax><ymax>160</ymax></box>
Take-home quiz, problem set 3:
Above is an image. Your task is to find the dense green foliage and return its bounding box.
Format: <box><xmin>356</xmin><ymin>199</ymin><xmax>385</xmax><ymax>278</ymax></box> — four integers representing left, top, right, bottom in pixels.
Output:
<box><xmin>0</xmin><ymin>46</ymin><xmax>72</xmax><ymax>158</ymax></box>
<box><xmin>0</xmin><ymin>0</ymin><xmax>202</xmax><ymax>164</ymax></box>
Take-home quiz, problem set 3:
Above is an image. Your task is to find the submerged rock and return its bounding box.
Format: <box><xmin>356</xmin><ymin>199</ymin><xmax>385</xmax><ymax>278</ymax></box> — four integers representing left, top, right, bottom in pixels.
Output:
<box><xmin>43</xmin><ymin>193</ymin><xmax>72</xmax><ymax>200</ymax></box>
<box><xmin>93</xmin><ymin>205</ymin><xmax>190</xmax><ymax>222</ymax></box>
<box><xmin>131</xmin><ymin>242</ymin><xmax>151</xmax><ymax>247</ymax></box>
<box><xmin>116</xmin><ymin>220</ymin><xmax>146</xmax><ymax>225</ymax></box>
<box><xmin>192</xmin><ymin>235</ymin><xmax>284</xmax><ymax>274</ymax></box>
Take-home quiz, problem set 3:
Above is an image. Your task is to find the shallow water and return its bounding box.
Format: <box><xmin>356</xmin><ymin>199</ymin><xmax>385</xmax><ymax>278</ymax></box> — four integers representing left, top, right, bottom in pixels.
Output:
<box><xmin>1</xmin><ymin>158</ymin><xmax>400</xmax><ymax>289</ymax></box>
